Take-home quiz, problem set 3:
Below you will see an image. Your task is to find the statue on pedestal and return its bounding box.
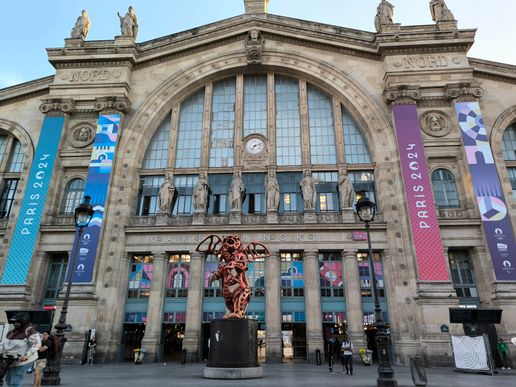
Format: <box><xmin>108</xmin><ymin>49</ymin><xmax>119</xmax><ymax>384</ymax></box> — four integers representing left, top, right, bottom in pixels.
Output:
<box><xmin>374</xmin><ymin>0</ymin><xmax>394</xmax><ymax>32</ymax></box>
<box><xmin>158</xmin><ymin>174</ymin><xmax>175</xmax><ymax>213</ymax></box>
<box><xmin>71</xmin><ymin>9</ymin><xmax>91</xmax><ymax>39</ymax></box>
<box><xmin>265</xmin><ymin>171</ymin><xmax>280</xmax><ymax>211</ymax></box>
<box><xmin>300</xmin><ymin>171</ymin><xmax>317</xmax><ymax>211</ymax></box>
<box><xmin>430</xmin><ymin>0</ymin><xmax>455</xmax><ymax>22</ymax></box>
<box><xmin>197</xmin><ymin>235</ymin><xmax>270</xmax><ymax>319</ymax></box>
<box><xmin>229</xmin><ymin>172</ymin><xmax>245</xmax><ymax>211</ymax></box>
<box><xmin>193</xmin><ymin>173</ymin><xmax>209</xmax><ymax>212</ymax></box>
<box><xmin>117</xmin><ymin>6</ymin><xmax>138</xmax><ymax>39</ymax></box>
<box><xmin>338</xmin><ymin>172</ymin><xmax>355</xmax><ymax>209</ymax></box>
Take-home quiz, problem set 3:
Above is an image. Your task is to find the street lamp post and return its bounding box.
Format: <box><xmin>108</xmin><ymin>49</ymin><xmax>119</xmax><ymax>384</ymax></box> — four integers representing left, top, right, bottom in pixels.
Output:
<box><xmin>356</xmin><ymin>195</ymin><xmax>397</xmax><ymax>387</ymax></box>
<box><xmin>43</xmin><ymin>196</ymin><xmax>94</xmax><ymax>385</ymax></box>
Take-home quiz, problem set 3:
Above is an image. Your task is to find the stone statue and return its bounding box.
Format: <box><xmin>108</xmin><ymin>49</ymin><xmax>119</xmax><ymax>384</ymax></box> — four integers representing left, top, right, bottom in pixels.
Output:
<box><xmin>246</xmin><ymin>29</ymin><xmax>264</xmax><ymax>64</ymax></box>
<box><xmin>193</xmin><ymin>173</ymin><xmax>209</xmax><ymax>212</ymax></box>
<box><xmin>430</xmin><ymin>0</ymin><xmax>455</xmax><ymax>22</ymax></box>
<box><xmin>375</xmin><ymin>0</ymin><xmax>394</xmax><ymax>32</ymax></box>
<box><xmin>229</xmin><ymin>172</ymin><xmax>245</xmax><ymax>211</ymax></box>
<box><xmin>118</xmin><ymin>6</ymin><xmax>138</xmax><ymax>39</ymax></box>
<box><xmin>71</xmin><ymin>9</ymin><xmax>91</xmax><ymax>39</ymax></box>
<box><xmin>426</xmin><ymin>112</ymin><xmax>446</xmax><ymax>132</ymax></box>
<box><xmin>338</xmin><ymin>172</ymin><xmax>355</xmax><ymax>209</ymax></box>
<box><xmin>158</xmin><ymin>175</ymin><xmax>175</xmax><ymax>213</ymax></box>
<box><xmin>300</xmin><ymin>171</ymin><xmax>317</xmax><ymax>211</ymax></box>
<box><xmin>265</xmin><ymin>171</ymin><xmax>280</xmax><ymax>211</ymax></box>
<box><xmin>196</xmin><ymin>234</ymin><xmax>270</xmax><ymax>319</ymax></box>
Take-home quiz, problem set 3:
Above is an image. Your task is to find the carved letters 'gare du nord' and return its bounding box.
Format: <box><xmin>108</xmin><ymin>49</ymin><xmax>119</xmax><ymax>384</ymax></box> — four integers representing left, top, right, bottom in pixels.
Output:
<box><xmin>0</xmin><ymin>0</ymin><xmax>515</xmax><ymax>366</ymax></box>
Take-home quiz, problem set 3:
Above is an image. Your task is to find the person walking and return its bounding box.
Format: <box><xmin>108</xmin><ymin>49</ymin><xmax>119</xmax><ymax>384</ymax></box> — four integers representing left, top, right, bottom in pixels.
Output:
<box><xmin>341</xmin><ymin>336</ymin><xmax>354</xmax><ymax>375</ymax></box>
<box><xmin>0</xmin><ymin>312</ymin><xmax>41</xmax><ymax>387</ymax></box>
<box><xmin>326</xmin><ymin>334</ymin><xmax>339</xmax><ymax>374</ymax></box>
<box><xmin>497</xmin><ymin>337</ymin><xmax>510</xmax><ymax>369</ymax></box>
<box><xmin>34</xmin><ymin>331</ymin><xmax>52</xmax><ymax>387</ymax></box>
<box><xmin>86</xmin><ymin>337</ymin><xmax>96</xmax><ymax>366</ymax></box>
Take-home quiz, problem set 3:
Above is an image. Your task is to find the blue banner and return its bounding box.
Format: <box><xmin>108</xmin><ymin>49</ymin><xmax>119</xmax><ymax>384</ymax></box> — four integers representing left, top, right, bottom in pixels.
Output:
<box><xmin>1</xmin><ymin>116</ymin><xmax>64</xmax><ymax>284</ymax></box>
<box><xmin>69</xmin><ymin>114</ymin><xmax>120</xmax><ymax>283</ymax></box>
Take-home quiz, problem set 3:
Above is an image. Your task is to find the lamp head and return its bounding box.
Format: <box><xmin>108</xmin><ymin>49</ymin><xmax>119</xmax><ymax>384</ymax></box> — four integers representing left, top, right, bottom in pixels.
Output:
<box><xmin>356</xmin><ymin>195</ymin><xmax>376</xmax><ymax>223</ymax></box>
<box><xmin>75</xmin><ymin>195</ymin><xmax>94</xmax><ymax>228</ymax></box>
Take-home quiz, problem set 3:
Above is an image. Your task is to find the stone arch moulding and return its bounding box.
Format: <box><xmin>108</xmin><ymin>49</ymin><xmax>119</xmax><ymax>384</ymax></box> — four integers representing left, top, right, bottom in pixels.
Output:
<box><xmin>117</xmin><ymin>50</ymin><xmax>396</xmax><ymax>175</ymax></box>
<box><xmin>0</xmin><ymin>118</ymin><xmax>35</xmax><ymax>166</ymax></box>
<box><xmin>491</xmin><ymin>105</ymin><xmax>516</xmax><ymax>159</ymax></box>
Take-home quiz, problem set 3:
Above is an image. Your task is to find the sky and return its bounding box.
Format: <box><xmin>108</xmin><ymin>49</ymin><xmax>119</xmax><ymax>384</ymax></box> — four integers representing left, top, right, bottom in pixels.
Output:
<box><xmin>1</xmin><ymin>0</ymin><xmax>515</xmax><ymax>89</ymax></box>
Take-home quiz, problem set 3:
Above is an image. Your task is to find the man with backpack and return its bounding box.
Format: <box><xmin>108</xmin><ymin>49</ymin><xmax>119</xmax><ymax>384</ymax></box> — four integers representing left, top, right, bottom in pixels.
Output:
<box><xmin>341</xmin><ymin>335</ymin><xmax>354</xmax><ymax>375</ymax></box>
<box><xmin>0</xmin><ymin>312</ymin><xmax>41</xmax><ymax>387</ymax></box>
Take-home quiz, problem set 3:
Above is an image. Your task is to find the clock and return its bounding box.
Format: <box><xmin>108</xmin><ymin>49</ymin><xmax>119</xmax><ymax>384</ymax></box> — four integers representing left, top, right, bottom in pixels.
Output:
<box><xmin>245</xmin><ymin>137</ymin><xmax>265</xmax><ymax>155</ymax></box>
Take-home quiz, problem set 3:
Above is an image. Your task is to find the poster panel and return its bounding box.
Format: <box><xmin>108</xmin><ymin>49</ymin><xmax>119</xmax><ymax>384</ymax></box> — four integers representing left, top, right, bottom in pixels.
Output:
<box><xmin>451</xmin><ymin>335</ymin><xmax>490</xmax><ymax>371</ymax></box>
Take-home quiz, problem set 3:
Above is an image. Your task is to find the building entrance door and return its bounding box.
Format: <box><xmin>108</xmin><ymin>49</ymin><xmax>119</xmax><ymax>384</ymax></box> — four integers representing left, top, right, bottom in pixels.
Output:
<box><xmin>281</xmin><ymin>323</ymin><xmax>306</xmax><ymax>362</ymax></box>
<box><xmin>121</xmin><ymin>323</ymin><xmax>145</xmax><ymax>361</ymax></box>
<box><xmin>162</xmin><ymin>323</ymin><xmax>185</xmax><ymax>361</ymax></box>
<box><xmin>257</xmin><ymin>329</ymin><xmax>266</xmax><ymax>363</ymax></box>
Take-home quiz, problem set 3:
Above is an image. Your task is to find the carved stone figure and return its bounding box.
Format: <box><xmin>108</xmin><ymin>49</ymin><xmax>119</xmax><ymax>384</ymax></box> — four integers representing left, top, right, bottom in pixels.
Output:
<box><xmin>265</xmin><ymin>171</ymin><xmax>280</xmax><ymax>211</ymax></box>
<box><xmin>338</xmin><ymin>172</ymin><xmax>355</xmax><ymax>209</ymax></box>
<box><xmin>375</xmin><ymin>0</ymin><xmax>394</xmax><ymax>32</ymax></box>
<box><xmin>118</xmin><ymin>6</ymin><xmax>138</xmax><ymax>39</ymax></box>
<box><xmin>196</xmin><ymin>235</ymin><xmax>270</xmax><ymax>319</ymax></box>
<box><xmin>71</xmin><ymin>9</ymin><xmax>91</xmax><ymax>39</ymax></box>
<box><xmin>430</xmin><ymin>0</ymin><xmax>455</xmax><ymax>23</ymax></box>
<box><xmin>300</xmin><ymin>171</ymin><xmax>317</xmax><ymax>211</ymax></box>
<box><xmin>229</xmin><ymin>172</ymin><xmax>245</xmax><ymax>211</ymax></box>
<box><xmin>74</xmin><ymin>126</ymin><xmax>92</xmax><ymax>142</ymax></box>
<box><xmin>426</xmin><ymin>112</ymin><xmax>445</xmax><ymax>132</ymax></box>
<box><xmin>158</xmin><ymin>175</ymin><xmax>175</xmax><ymax>213</ymax></box>
<box><xmin>193</xmin><ymin>173</ymin><xmax>209</xmax><ymax>212</ymax></box>
<box><xmin>246</xmin><ymin>29</ymin><xmax>264</xmax><ymax>64</ymax></box>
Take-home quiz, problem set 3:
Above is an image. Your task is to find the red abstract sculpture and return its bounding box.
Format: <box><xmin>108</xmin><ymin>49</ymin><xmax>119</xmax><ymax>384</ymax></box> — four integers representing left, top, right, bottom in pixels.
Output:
<box><xmin>196</xmin><ymin>235</ymin><xmax>270</xmax><ymax>319</ymax></box>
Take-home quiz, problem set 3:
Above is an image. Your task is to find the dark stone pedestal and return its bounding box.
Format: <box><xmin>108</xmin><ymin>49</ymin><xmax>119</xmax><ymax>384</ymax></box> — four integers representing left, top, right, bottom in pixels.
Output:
<box><xmin>204</xmin><ymin>319</ymin><xmax>262</xmax><ymax>379</ymax></box>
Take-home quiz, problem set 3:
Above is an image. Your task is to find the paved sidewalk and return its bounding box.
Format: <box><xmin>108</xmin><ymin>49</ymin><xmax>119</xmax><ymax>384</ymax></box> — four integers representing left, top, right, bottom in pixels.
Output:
<box><xmin>22</xmin><ymin>362</ymin><xmax>515</xmax><ymax>387</ymax></box>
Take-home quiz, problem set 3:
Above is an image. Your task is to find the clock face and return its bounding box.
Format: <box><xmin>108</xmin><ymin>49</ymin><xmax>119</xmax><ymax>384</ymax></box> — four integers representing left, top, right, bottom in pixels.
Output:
<box><xmin>245</xmin><ymin>137</ymin><xmax>265</xmax><ymax>155</ymax></box>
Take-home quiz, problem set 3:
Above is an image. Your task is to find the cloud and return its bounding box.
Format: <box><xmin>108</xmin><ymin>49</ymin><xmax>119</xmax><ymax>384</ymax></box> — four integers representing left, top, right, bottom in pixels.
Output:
<box><xmin>0</xmin><ymin>71</ymin><xmax>27</xmax><ymax>89</ymax></box>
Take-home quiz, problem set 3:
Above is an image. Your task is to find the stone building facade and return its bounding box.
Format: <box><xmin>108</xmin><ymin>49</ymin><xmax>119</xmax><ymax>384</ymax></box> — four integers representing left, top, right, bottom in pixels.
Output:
<box><xmin>0</xmin><ymin>1</ymin><xmax>515</xmax><ymax>366</ymax></box>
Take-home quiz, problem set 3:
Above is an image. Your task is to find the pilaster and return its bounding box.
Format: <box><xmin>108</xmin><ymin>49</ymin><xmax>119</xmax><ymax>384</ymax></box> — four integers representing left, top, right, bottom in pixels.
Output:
<box><xmin>342</xmin><ymin>250</ymin><xmax>366</xmax><ymax>352</ymax></box>
<box><xmin>265</xmin><ymin>250</ymin><xmax>282</xmax><ymax>363</ymax></box>
<box><xmin>303</xmin><ymin>251</ymin><xmax>323</xmax><ymax>363</ymax></box>
<box><xmin>183</xmin><ymin>251</ymin><xmax>204</xmax><ymax>361</ymax></box>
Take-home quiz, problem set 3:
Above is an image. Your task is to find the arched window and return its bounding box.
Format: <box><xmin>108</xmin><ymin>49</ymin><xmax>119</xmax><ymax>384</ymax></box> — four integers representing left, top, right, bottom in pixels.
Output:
<box><xmin>343</xmin><ymin>108</ymin><xmax>372</xmax><ymax>164</ymax></box>
<box><xmin>0</xmin><ymin>134</ymin><xmax>25</xmax><ymax>218</ymax></box>
<box><xmin>502</xmin><ymin>125</ymin><xmax>516</xmax><ymax>200</ymax></box>
<box><xmin>142</xmin><ymin>117</ymin><xmax>170</xmax><ymax>169</ymax></box>
<box><xmin>308</xmin><ymin>84</ymin><xmax>336</xmax><ymax>164</ymax></box>
<box><xmin>61</xmin><ymin>178</ymin><xmax>85</xmax><ymax>214</ymax></box>
<box><xmin>432</xmin><ymin>169</ymin><xmax>460</xmax><ymax>208</ymax></box>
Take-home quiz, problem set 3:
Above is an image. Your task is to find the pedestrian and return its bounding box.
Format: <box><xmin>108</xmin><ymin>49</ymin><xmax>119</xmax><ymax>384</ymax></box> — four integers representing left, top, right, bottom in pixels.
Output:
<box><xmin>34</xmin><ymin>331</ymin><xmax>52</xmax><ymax>387</ymax></box>
<box><xmin>0</xmin><ymin>312</ymin><xmax>41</xmax><ymax>387</ymax></box>
<box><xmin>326</xmin><ymin>334</ymin><xmax>339</xmax><ymax>374</ymax></box>
<box><xmin>86</xmin><ymin>337</ymin><xmax>96</xmax><ymax>366</ymax></box>
<box><xmin>497</xmin><ymin>337</ymin><xmax>511</xmax><ymax>369</ymax></box>
<box><xmin>341</xmin><ymin>336</ymin><xmax>354</xmax><ymax>375</ymax></box>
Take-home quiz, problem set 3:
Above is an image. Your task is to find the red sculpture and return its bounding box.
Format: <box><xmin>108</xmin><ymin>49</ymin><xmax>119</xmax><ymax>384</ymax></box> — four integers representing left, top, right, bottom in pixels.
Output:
<box><xmin>196</xmin><ymin>235</ymin><xmax>270</xmax><ymax>319</ymax></box>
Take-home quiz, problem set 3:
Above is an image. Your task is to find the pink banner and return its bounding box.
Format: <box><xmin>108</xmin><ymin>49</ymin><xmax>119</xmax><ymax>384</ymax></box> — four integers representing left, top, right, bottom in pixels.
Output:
<box><xmin>392</xmin><ymin>104</ymin><xmax>449</xmax><ymax>281</ymax></box>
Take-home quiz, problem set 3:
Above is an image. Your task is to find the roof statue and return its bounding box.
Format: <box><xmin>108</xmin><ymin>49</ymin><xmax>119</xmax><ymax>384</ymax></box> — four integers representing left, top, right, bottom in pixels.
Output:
<box><xmin>117</xmin><ymin>6</ymin><xmax>138</xmax><ymax>39</ymax></box>
<box><xmin>244</xmin><ymin>0</ymin><xmax>268</xmax><ymax>15</ymax></box>
<box><xmin>430</xmin><ymin>0</ymin><xmax>455</xmax><ymax>23</ymax></box>
<box><xmin>70</xmin><ymin>9</ymin><xmax>91</xmax><ymax>39</ymax></box>
<box><xmin>374</xmin><ymin>0</ymin><xmax>394</xmax><ymax>32</ymax></box>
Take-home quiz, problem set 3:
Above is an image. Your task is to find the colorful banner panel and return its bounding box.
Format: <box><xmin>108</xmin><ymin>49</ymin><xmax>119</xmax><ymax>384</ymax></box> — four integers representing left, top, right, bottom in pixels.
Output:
<box><xmin>1</xmin><ymin>117</ymin><xmax>64</xmax><ymax>284</ymax></box>
<box><xmin>69</xmin><ymin>114</ymin><xmax>121</xmax><ymax>283</ymax></box>
<box><xmin>392</xmin><ymin>104</ymin><xmax>449</xmax><ymax>281</ymax></box>
<box><xmin>455</xmin><ymin>102</ymin><xmax>516</xmax><ymax>280</ymax></box>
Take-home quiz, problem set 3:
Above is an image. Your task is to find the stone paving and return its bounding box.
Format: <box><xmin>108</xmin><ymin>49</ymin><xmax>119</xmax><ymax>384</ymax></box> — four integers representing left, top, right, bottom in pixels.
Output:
<box><xmin>21</xmin><ymin>362</ymin><xmax>515</xmax><ymax>387</ymax></box>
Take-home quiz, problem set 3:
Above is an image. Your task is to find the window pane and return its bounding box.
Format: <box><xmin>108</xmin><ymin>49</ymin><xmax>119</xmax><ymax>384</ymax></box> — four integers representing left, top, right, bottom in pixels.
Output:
<box><xmin>7</xmin><ymin>139</ymin><xmax>24</xmax><ymax>172</ymax></box>
<box><xmin>0</xmin><ymin>135</ymin><xmax>7</xmax><ymax>163</ymax></box>
<box><xmin>136</xmin><ymin>176</ymin><xmax>164</xmax><ymax>215</ymax></box>
<box><xmin>204</xmin><ymin>254</ymin><xmax>222</xmax><ymax>297</ymax></box>
<box><xmin>319</xmin><ymin>252</ymin><xmax>344</xmax><ymax>297</ymax></box>
<box><xmin>502</xmin><ymin>125</ymin><xmax>516</xmax><ymax>161</ymax></box>
<box><xmin>166</xmin><ymin>254</ymin><xmax>190</xmax><ymax>298</ymax></box>
<box><xmin>0</xmin><ymin>179</ymin><xmax>18</xmax><ymax>218</ymax></box>
<box><xmin>349</xmin><ymin>171</ymin><xmax>376</xmax><ymax>208</ymax></box>
<box><xmin>508</xmin><ymin>167</ymin><xmax>516</xmax><ymax>201</ymax></box>
<box><xmin>277</xmin><ymin>172</ymin><xmax>303</xmax><ymax>213</ymax></box>
<box><xmin>275</xmin><ymin>77</ymin><xmax>301</xmax><ymax>166</ymax></box>
<box><xmin>342</xmin><ymin>107</ymin><xmax>372</xmax><ymax>164</ymax></box>
<box><xmin>61</xmin><ymin>178</ymin><xmax>85</xmax><ymax>214</ymax></box>
<box><xmin>173</xmin><ymin>175</ymin><xmax>198</xmax><ymax>215</ymax></box>
<box><xmin>243</xmin><ymin>75</ymin><xmax>267</xmax><ymax>137</ymax></box>
<box><xmin>280</xmin><ymin>252</ymin><xmax>304</xmax><ymax>296</ymax></box>
<box><xmin>142</xmin><ymin>117</ymin><xmax>170</xmax><ymax>169</ymax></box>
<box><xmin>128</xmin><ymin>255</ymin><xmax>154</xmax><ymax>298</ymax></box>
<box><xmin>432</xmin><ymin>169</ymin><xmax>460</xmax><ymax>208</ymax></box>
<box><xmin>307</xmin><ymin>85</ymin><xmax>336</xmax><ymax>164</ymax></box>
<box><xmin>312</xmin><ymin>172</ymin><xmax>338</xmax><ymax>212</ymax></box>
<box><xmin>176</xmin><ymin>89</ymin><xmax>205</xmax><ymax>168</ymax></box>
<box><xmin>242</xmin><ymin>173</ymin><xmax>266</xmax><ymax>214</ymax></box>
<box><xmin>210</xmin><ymin>78</ymin><xmax>236</xmax><ymax>167</ymax></box>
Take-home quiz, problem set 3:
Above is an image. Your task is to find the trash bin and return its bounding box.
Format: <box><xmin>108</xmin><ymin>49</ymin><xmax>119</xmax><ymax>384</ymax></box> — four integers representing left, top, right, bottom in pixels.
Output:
<box><xmin>410</xmin><ymin>356</ymin><xmax>427</xmax><ymax>386</ymax></box>
<box><xmin>180</xmin><ymin>349</ymin><xmax>187</xmax><ymax>364</ymax></box>
<box><xmin>315</xmin><ymin>349</ymin><xmax>321</xmax><ymax>366</ymax></box>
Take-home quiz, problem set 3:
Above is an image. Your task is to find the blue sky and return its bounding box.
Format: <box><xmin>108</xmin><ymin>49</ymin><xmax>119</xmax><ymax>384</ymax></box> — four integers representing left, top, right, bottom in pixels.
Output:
<box><xmin>1</xmin><ymin>0</ymin><xmax>515</xmax><ymax>89</ymax></box>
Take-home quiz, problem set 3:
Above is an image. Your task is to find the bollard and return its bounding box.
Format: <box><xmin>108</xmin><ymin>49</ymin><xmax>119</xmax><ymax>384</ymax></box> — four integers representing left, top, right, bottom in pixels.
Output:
<box><xmin>180</xmin><ymin>349</ymin><xmax>187</xmax><ymax>364</ymax></box>
<box><xmin>315</xmin><ymin>349</ymin><xmax>322</xmax><ymax>366</ymax></box>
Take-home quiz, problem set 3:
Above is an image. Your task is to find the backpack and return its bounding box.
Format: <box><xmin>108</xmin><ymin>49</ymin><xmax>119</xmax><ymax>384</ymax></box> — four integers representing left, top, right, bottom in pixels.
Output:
<box><xmin>48</xmin><ymin>335</ymin><xmax>62</xmax><ymax>358</ymax></box>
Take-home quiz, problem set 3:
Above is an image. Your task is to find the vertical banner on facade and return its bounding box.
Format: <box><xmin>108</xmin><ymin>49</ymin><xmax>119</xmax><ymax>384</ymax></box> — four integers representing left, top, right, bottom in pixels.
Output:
<box><xmin>455</xmin><ymin>102</ymin><xmax>516</xmax><ymax>280</ymax></box>
<box><xmin>392</xmin><ymin>104</ymin><xmax>449</xmax><ymax>281</ymax></box>
<box><xmin>70</xmin><ymin>114</ymin><xmax>121</xmax><ymax>283</ymax></box>
<box><xmin>1</xmin><ymin>116</ymin><xmax>64</xmax><ymax>285</ymax></box>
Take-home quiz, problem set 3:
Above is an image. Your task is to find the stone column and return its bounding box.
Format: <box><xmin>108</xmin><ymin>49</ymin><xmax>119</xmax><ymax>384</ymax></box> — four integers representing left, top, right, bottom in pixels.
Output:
<box><xmin>304</xmin><ymin>251</ymin><xmax>324</xmax><ymax>363</ymax></box>
<box><xmin>141</xmin><ymin>252</ymin><xmax>167</xmax><ymax>362</ymax></box>
<box><xmin>183</xmin><ymin>251</ymin><xmax>204</xmax><ymax>361</ymax></box>
<box><xmin>342</xmin><ymin>250</ymin><xmax>366</xmax><ymax>354</ymax></box>
<box><xmin>265</xmin><ymin>250</ymin><xmax>282</xmax><ymax>363</ymax></box>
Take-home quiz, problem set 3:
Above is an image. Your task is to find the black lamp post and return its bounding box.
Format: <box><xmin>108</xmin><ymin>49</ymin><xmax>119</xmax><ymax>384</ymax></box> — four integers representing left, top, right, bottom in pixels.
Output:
<box><xmin>356</xmin><ymin>195</ymin><xmax>397</xmax><ymax>387</ymax></box>
<box><xmin>43</xmin><ymin>196</ymin><xmax>93</xmax><ymax>385</ymax></box>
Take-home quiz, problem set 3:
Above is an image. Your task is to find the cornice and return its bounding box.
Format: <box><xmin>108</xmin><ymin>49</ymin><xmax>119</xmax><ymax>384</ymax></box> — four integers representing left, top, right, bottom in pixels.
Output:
<box><xmin>0</xmin><ymin>76</ymin><xmax>53</xmax><ymax>106</ymax></box>
<box><xmin>469</xmin><ymin>57</ymin><xmax>516</xmax><ymax>84</ymax></box>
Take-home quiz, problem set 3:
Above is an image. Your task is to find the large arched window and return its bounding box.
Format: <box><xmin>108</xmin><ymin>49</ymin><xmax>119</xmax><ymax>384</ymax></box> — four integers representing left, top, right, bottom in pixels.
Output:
<box><xmin>431</xmin><ymin>169</ymin><xmax>460</xmax><ymax>208</ymax></box>
<box><xmin>0</xmin><ymin>134</ymin><xmax>25</xmax><ymax>218</ymax></box>
<box><xmin>142</xmin><ymin>117</ymin><xmax>170</xmax><ymax>169</ymax></box>
<box><xmin>502</xmin><ymin>124</ymin><xmax>516</xmax><ymax>200</ymax></box>
<box><xmin>61</xmin><ymin>178</ymin><xmax>85</xmax><ymax>214</ymax></box>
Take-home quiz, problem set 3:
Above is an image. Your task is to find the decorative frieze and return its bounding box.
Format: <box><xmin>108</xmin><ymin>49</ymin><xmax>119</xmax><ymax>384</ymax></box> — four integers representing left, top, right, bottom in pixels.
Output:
<box><xmin>245</xmin><ymin>29</ymin><xmax>264</xmax><ymax>64</ymax></box>
<box><xmin>419</xmin><ymin>110</ymin><xmax>452</xmax><ymax>137</ymax></box>
<box><xmin>445</xmin><ymin>82</ymin><xmax>483</xmax><ymax>101</ymax></box>
<box><xmin>39</xmin><ymin>98</ymin><xmax>75</xmax><ymax>115</ymax></box>
<box><xmin>384</xmin><ymin>85</ymin><xmax>422</xmax><ymax>105</ymax></box>
<box><xmin>68</xmin><ymin>122</ymin><xmax>96</xmax><ymax>148</ymax></box>
<box><xmin>94</xmin><ymin>96</ymin><xmax>129</xmax><ymax>114</ymax></box>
